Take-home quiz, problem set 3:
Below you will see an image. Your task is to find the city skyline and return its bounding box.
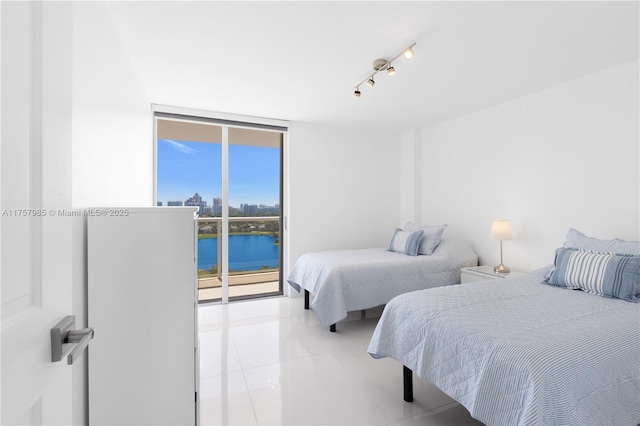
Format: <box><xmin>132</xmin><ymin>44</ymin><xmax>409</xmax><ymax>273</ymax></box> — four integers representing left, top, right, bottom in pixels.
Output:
<box><xmin>157</xmin><ymin>138</ymin><xmax>280</xmax><ymax>207</ymax></box>
<box><xmin>158</xmin><ymin>191</ymin><xmax>279</xmax><ymax>215</ymax></box>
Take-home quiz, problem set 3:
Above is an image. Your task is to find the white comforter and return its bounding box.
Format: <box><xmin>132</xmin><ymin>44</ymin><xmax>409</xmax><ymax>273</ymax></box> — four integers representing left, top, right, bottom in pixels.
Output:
<box><xmin>287</xmin><ymin>239</ymin><xmax>477</xmax><ymax>328</ymax></box>
<box><xmin>368</xmin><ymin>268</ymin><xmax>640</xmax><ymax>426</ymax></box>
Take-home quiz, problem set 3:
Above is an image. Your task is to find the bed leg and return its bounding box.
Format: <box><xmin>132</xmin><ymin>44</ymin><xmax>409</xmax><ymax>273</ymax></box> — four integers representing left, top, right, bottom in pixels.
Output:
<box><xmin>403</xmin><ymin>365</ymin><xmax>414</xmax><ymax>402</ymax></box>
<box><xmin>330</xmin><ymin>323</ymin><xmax>336</xmax><ymax>332</ymax></box>
<box><xmin>304</xmin><ymin>290</ymin><xmax>309</xmax><ymax>310</ymax></box>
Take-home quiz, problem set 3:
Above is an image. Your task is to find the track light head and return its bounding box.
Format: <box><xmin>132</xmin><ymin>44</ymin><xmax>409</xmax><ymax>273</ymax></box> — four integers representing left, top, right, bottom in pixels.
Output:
<box><xmin>366</xmin><ymin>77</ymin><xmax>375</xmax><ymax>88</ymax></box>
<box><xmin>403</xmin><ymin>47</ymin><xmax>414</xmax><ymax>60</ymax></box>
<box><xmin>354</xmin><ymin>88</ymin><xmax>361</xmax><ymax>97</ymax></box>
<box><xmin>387</xmin><ymin>66</ymin><xmax>396</xmax><ymax>76</ymax></box>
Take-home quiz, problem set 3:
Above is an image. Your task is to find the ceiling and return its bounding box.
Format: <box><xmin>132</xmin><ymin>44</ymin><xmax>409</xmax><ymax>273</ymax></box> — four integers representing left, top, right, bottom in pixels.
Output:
<box><xmin>106</xmin><ymin>1</ymin><xmax>639</xmax><ymax>133</ymax></box>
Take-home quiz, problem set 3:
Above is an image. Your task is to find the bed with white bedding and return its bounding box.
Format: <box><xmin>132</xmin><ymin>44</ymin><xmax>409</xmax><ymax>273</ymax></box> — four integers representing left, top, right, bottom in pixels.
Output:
<box><xmin>367</xmin><ymin>266</ymin><xmax>640</xmax><ymax>425</ymax></box>
<box><xmin>287</xmin><ymin>238</ymin><xmax>478</xmax><ymax>330</ymax></box>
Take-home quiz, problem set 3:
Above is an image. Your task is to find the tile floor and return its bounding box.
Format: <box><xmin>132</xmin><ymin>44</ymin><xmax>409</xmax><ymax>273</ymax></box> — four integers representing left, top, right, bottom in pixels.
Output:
<box><xmin>197</xmin><ymin>296</ymin><xmax>484</xmax><ymax>425</ymax></box>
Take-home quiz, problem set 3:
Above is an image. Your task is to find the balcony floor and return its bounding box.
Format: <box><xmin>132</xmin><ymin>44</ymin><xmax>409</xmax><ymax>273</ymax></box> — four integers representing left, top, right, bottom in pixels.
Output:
<box><xmin>198</xmin><ymin>271</ymin><xmax>280</xmax><ymax>301</ymax></box>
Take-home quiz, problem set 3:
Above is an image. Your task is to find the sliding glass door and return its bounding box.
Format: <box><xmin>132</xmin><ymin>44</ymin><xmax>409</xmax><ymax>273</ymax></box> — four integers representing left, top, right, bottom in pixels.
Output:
<box><xmin>155</xmin><ymin>114</ymin><xmax>284</xmax><ymax>303</ymax></box>
<box><xmin>226</xmin><ymin>127</ymin><xmax>282</xmax><ymax>299</ymax></box>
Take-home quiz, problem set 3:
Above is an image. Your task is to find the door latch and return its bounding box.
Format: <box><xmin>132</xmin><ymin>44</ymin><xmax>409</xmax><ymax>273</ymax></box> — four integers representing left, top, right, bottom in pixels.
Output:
<box><xmin>51</xmin><ymin>315</ymin><xmax>94</xmax><ymax>365</ymax></box>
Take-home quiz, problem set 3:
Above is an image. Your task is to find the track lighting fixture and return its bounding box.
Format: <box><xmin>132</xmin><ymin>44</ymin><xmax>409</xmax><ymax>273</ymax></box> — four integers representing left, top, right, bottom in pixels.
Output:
<box><xmin>353</xmin><ymin>42</ymin><xmax>416</xmax><ymax>98</ymax></box>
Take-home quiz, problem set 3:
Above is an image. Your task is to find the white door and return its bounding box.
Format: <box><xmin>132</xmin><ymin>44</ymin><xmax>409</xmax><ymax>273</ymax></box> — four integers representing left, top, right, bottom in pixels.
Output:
<box><xmin>88</xmin><ymin>208</ymin><xmax>198</xmax><ymax>425</ymax></box>
<box><xmin>1</xmin><ymin>2</ymin><xmax>75</xmax><ymax>424</ymax></box>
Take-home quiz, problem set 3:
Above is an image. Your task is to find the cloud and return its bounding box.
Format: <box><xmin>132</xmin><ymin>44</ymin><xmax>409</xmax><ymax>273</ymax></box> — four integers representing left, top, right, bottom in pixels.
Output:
<box><xmin>162</xmin><ymin>139</ymin><xmax>198</xmax><ymax>154</ymax></box>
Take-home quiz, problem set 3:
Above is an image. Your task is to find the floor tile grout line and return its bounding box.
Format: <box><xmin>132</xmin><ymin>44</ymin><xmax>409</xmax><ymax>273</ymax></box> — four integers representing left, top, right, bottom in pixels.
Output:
<box><xmin>239</xmin><ymin>367</ymin><xmax>261</xmax><ymax>426</ymax></box>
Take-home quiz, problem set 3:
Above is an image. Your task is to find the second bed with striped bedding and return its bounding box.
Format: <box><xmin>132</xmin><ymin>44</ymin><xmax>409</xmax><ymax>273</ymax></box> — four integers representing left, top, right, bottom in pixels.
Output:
<box><xmin>368</xmin><ymin>267</ymin><xmax>640</xmax><ymax>425</ymax></box>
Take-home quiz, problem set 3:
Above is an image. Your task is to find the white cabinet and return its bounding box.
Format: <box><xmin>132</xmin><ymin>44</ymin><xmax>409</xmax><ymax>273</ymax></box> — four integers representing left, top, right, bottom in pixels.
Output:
<box><xmin>461</xmin><ymin>265</ymin><xmax>525</xmax><ymax>284</ymax></box>
<box><xmin>88</xmin><ymin>207</ymin><xmax>198</xmax><ymax>425</ymax></box>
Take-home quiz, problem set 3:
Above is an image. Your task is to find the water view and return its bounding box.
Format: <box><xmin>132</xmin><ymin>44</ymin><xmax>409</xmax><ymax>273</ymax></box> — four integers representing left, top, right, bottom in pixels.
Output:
<box><xmin>198</xmin><ymin>235</ymin><xmax>280</xmax><ymax>272</ymax></box>
<box><xmin>157</xmin><ymin>131</ymin><xmax>283</xmax><ymax>299</ymax></box>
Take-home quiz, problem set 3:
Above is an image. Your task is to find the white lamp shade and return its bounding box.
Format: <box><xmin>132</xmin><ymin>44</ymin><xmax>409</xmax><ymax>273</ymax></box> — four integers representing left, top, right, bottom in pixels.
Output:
<box><xmin>490</xmin><ymin>219</ymin><xmax>513</xmax><ymax>240</ymax></box>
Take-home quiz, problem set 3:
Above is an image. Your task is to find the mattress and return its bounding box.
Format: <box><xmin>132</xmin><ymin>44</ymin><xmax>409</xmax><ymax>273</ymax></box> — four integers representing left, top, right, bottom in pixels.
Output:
<box><xmin>287</xmin><ymin>238</ymin><xmax>477</xmax><ymax>328</ymax></box>
<box><xmin>368</xmin><ymin>268</ymin><xmax>640</xmax><ymax>426</ymax></box>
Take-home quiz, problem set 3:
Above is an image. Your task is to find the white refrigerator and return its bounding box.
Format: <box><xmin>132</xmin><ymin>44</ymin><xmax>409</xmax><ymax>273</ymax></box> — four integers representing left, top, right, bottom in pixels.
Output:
<box><xmin>88</xmin><ymin>207</ymin><xmax>199</xmax><ymax>425</ymax></box>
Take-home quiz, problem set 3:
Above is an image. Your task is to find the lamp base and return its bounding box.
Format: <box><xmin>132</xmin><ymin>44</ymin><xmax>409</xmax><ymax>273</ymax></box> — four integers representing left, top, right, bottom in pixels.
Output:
<box><xmin>494</xmin><ymin>264</ymin><xmax>510</xmax><ymax>274</ymax></box>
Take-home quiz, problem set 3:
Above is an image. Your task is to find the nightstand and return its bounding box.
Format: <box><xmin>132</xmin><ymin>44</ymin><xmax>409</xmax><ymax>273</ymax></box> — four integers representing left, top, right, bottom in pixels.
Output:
<box><xmin>460</xmin><ymin>265</ymin><xmax>525</xmax><ymax>284</ymax></box>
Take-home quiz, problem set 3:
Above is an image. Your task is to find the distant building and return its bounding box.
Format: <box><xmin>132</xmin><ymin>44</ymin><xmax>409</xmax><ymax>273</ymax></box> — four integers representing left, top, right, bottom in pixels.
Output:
<box><xmin>185</xmin><ymin>192</ymin><xmax>207</xmax><ymax>212</ymax></box>
<box><xmin>242</xmin><ymin>204</ymin><xmax>258</xmax><ymax>215</ymax></box>
<box><xmin>185</xmin><ymin>193</ymin><xmax>202</xmax><ymax>205</ymax></box>
<box><xmin>168</xmin><ymin>201</ymin><xmax>183</xmax><ymax>206</ymax></box>
<box><xmin>212</xmin><ymin>198</ymin><xmax>222</xmax><ymax>215</ymax></box>
<box><xmin>157</xmin><ymin>201</ymin><xmax>163</xmax><ymax>206</ymax></box>
<box><xmin>258</xmin><ymin>204</ymin><xmax>279</xmax><ymax>214</ymax></box>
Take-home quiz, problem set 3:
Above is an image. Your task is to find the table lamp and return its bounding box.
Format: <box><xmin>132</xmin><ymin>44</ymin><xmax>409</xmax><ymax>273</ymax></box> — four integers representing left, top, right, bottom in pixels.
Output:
<box><xmin>489</xmin><ymin>219</ymin><xmax>512</xmax><ymax>274</ymax></box>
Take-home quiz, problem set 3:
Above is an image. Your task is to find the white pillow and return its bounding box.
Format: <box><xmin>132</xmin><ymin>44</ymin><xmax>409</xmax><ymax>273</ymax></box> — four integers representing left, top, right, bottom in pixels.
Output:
<box><xmin>404</xmin><ymin>222</ymin><xmax>448</xmax><ymax>255</ymax></box>
<box><xmin>563</xmin><ymin>228</ymin><xmax>639</xmax><ymax>255</ymax></box>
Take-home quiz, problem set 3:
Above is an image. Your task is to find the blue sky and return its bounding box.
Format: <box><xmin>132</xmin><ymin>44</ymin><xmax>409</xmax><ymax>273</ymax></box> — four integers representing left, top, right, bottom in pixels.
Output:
<box><xmin>157</xmin><ymin>139</ymin><xmax>280</xmax><ymax>207</ymax></box>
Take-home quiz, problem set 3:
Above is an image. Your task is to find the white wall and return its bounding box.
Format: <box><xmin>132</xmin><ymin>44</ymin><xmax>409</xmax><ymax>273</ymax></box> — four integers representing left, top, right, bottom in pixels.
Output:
<box><xmin>72</xmin><ymin>3</ymin><xmax>152</xmax><ymax>208</ymax></box>
<box><xmin>405</xmin><ymin>60</ymin><xmax>639</xmax><ymax>272</ymax></box>
<box><xmin>288</xmin><ymin>123</ymin><xmax>401</xmax><ymax>267</ymax></box>
<box><xmin>399</xmin><ymin>129</ymin><xmax>422</xmax><ymax>224</ymax></box>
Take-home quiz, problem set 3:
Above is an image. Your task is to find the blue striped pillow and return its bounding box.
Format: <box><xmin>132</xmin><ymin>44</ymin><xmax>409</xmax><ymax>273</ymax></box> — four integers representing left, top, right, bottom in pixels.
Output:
<box><xmin>388</xmin><ymin>228</ymin><xmax>424</xmax><ymax>256</ymax></box>
<box><xmin>544</xmin><ymin>247</ymin><xmax>640</xmax><ymax>302</ymax></box>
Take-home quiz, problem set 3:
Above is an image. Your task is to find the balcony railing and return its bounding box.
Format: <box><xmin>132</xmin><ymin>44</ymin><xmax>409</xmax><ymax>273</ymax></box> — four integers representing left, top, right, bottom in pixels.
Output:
<box><xmin>196</xmin><ymin>216</ymin><xmax>280</xmax><ymax>295</ymax></box>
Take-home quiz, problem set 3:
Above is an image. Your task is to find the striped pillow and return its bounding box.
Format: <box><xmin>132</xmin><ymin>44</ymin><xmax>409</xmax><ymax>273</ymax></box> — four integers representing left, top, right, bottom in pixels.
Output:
<box><xmin>388</xmin><ymin>228</ymin><xmax>424</xmax><ymax>256</ymax></box>
<box><xmin>404</xmin><ymin>222</ymin><xmax>448</xmax><ymax>255</ymax></box>
<box><xmin>544</xmin><ymin>247</ymin><xmax>640</xmax><ymax>302</ymax></box>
